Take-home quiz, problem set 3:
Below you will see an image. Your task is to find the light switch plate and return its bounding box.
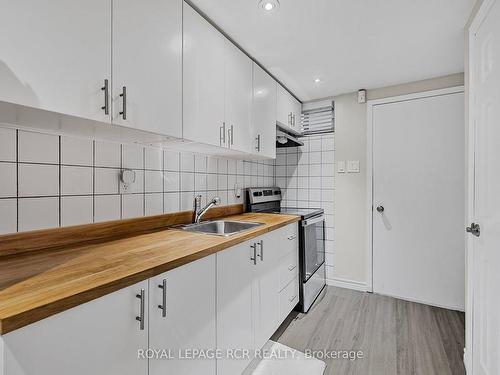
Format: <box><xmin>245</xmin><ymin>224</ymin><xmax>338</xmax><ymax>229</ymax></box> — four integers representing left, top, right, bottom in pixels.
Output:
<box><xmin>337</xmin><ymin>161</ymin><xmax>345</xmax><ymax>173</ymax></box>
<box><xmin>347</xmin><ymin>160</ymin><xmax>360</xmax><ymax>173</ymax></box>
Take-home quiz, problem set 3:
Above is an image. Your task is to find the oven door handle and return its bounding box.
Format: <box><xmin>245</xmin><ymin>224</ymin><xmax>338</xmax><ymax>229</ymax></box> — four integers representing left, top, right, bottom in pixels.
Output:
<box><xmin>302</xmin><ymin>215</ymin><xmax>325</xmax><ymax>227</ymax></box>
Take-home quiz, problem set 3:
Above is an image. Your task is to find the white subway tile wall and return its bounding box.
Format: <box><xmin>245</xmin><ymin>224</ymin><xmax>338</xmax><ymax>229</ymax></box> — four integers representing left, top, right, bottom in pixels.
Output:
<box><xmin>276</xmin><ymin>134</ymin><xmax>335</xmax><ymax>283</ymax></box>
<box><xmin>0</xmin><ymin>127</ymin><xmax>275</xmax><ymax>234</ymax></box>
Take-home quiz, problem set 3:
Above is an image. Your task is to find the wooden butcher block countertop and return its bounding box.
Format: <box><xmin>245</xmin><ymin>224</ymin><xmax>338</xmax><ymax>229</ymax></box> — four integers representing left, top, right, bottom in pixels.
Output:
<box><xmin>0</xmin><ymin>208</ymin><xmax>299</xmax><ymax>334</ymax></box>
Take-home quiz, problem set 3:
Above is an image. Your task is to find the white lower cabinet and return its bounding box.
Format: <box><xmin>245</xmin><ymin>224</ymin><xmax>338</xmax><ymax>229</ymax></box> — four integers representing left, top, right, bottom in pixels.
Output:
<box><xmin>217</xmin><ymin>240</ymin><xmax>256</xmax><ymax>375</ymax></box>
<box><xmin>149</xmin><ymin>255</ymin><xmax>217</xmax><ymax>375</ymax></box>
<box><xmin>1</xmin><ymin>280</ymin><xmax>149</xmax><ymax>375</ymax></box>
<box><xmin>0</xmin><ymin>225</ymin><xmax>298</xmax><ymax>375</ymax></box>
<box><xmin>217</xmin><ymin>223</ymin><xmax>299</xmax><ymax>375</ymax></box>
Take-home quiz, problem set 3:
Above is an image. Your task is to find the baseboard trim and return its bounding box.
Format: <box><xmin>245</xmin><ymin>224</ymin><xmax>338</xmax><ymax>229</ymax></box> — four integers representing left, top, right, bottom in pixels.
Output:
<box><xmin>326</xmin><ymin>277</ymin><xmax>369</xmax><ymax>292</ymax></box>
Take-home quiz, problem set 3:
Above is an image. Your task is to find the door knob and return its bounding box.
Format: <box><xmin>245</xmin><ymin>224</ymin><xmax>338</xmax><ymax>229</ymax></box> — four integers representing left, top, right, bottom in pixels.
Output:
<box><xmin>376</xmin><ymin>206</ymin><xmax>384</xmax><ymax>213</ymax></box>
<box><xmin>466</xmin><ymin>223</ymin><xmax>480</xmax><ymax>237</ymax></box>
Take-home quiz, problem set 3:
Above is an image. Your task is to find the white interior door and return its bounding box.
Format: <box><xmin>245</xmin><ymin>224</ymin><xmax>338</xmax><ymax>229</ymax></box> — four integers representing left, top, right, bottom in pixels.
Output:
<box><xmin>471</xmin><ymin>1</ymin><xmax>500</xmax><ymax>373</ymax></box>
<box><xmin>372</xmin><ymin>90</ymin><xmax>465</xmax><ymax>310</ymax></box>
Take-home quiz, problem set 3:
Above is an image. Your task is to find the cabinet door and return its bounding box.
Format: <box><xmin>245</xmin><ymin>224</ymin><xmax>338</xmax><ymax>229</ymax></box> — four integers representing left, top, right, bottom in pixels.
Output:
<box><xmin>0</xmin><ymin>0</ymin><xmax>111</xmax><ymax>122</ymax></box>
<box><xmin>2</xmin><ymin>281</ymin><xmax>148</xmax><ymax>375</ymax></box>
<box><xmin>183</xmin><ymin>3</ymin><xmax>226</xmax><ymax>147</ymax></box>
<box><xmin>252</xmin><ymin>63</ymin><xmax>277</xmax><ymax>159</ymax></box>
<box><xmin>217</xmin><ymin>240</ymin><xmax>256</xmax><ymax>375</ymax></box>
<box><xmin>149</xmin><ymin>255</ymin><xmax>216</xmax><ymax>375</ymax></box>
<box><xmin>276</xmin><ymin>84</ymin><xmax>290</xmax><ymax>128</ymax></box>
<box><xmin>290</xmin><ymin>96</ymin><xmax>302</xmax><ymax>133</ymax></box>
<box><xmin>224</xmin><ymin>42</ymin><xmax>253</xmax><ymax>153</ymax></box>
<box><xmin>113</xmin><ymin>0</ymin><xmax>182</xmax><ymax>137</ymax></box>
<box><xmin>253</xmin><ymin>234</ymin><xmax>281</xmax><ymax>350</ymax></box>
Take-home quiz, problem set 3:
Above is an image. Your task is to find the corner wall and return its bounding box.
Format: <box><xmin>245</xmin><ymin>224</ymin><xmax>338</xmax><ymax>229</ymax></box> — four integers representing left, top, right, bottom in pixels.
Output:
<box><xmin>327</xmin><ymin>74</ymin><xmax>465</xmax><ymax>289</ymax></box>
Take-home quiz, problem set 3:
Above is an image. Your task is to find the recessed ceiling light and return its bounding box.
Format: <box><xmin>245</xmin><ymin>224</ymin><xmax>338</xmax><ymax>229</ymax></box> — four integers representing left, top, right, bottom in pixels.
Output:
<box><xmin>314</xmin><ymin>78</ymin><xmax>321</xmax><ymax>83</ymax></box>
<box><xmin>259</xmin><ymin>0</ymin><xmax>280</xmax><ymax>13</ymax></box>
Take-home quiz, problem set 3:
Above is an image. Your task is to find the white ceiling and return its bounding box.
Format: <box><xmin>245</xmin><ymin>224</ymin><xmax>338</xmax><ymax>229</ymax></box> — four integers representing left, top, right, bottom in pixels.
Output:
<box><xmin>188</xmin><ymin>0</ymin><xmax>475</xmax><ymax>102</ymax></box>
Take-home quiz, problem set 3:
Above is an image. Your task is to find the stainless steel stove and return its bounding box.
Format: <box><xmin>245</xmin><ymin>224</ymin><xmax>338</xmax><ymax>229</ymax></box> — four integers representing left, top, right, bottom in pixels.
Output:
<box><xmin>246</xmin><ymin>187</ymin><xmax>326</xmax><ymax>313</ymax></box>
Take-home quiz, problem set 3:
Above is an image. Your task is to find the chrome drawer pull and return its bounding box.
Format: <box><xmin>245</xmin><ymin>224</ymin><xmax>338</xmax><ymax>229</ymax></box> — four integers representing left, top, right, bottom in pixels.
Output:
<box><xmin>136</xmin><ymin>289</ymin><xmax>145</xmax><ymax>330</ymax></box>
<box><xmin>287</xmin><ymin>234</ymin><xmax>297</xmax><ymax>240</ymax></box>
<box><xmin>289</xmin><ymin>295</ymin><xmax>297</xmax><ymax>302</ymax></box>
<box><xmin>288</xmin><ymin>265</ymin><xmax>296</xmax><ymax>272</ymax></box>
<box><xmin>158</xmin><ymin>279</ymin><xmax>167</xmax><ymax>318</ymax></box>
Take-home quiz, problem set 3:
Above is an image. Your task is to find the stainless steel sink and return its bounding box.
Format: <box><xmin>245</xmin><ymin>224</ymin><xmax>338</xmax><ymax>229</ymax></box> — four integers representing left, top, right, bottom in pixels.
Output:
<box><xmin>181</xmin><ymin>220</ymin><xmax>263</xmax><ymax>237</ymax></box>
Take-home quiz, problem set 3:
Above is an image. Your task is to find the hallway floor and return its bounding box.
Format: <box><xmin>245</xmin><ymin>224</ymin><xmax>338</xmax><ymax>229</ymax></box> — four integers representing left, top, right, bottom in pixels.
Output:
<box><xmin>275</xmin><ymin>287</ymin><xmax>465</xmax><ymax>375</ymax></box>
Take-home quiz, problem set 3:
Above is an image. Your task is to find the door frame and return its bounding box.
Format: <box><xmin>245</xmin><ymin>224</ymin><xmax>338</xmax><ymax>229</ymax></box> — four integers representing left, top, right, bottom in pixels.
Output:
<box><xmin>465</xmin><ymin>0</ymin><xmax>496</xmax><ymax>372</ymax></box>
<box><xmin>365</xmin><ymin>86</ymin><xmax>465</xmax><ymax>294</ymax></box>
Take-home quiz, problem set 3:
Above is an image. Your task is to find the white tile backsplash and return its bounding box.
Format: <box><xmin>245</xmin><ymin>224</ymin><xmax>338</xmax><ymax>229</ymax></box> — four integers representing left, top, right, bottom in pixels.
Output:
<box><xmin>18</xmin><ymin>131</ymin><xmax>59</xmax><ymax>164</ymax></box>
<box><xmin>95</xmin><ymin>140</ymin><xmax>120</xmax><ymax>168</ymax></box>
<box><xmin>18</xmin><ymin>164</ymin><xmax>59</xmax><ymax>197</ymax></box>
<box><xmin>61</xmin><ymin>166</ymin><xmax>93</xmax><ymax>196</ymax></box>
<box><xmin>145</xmin><ymin>147</ymin><xmax>163</xmax><ymax>171</ymax></box>
<box><xmin>121</xmin><ymin>194</ymin><xmax>144</xmax><ymax>219</ymax></box>
<box><xmin>279</xmin><ymin>133</ymin><xmax>335</xmax><ymax>271</ymax></box>
<box><xmin>0</xmin><ymin>199</ymin><xmax>17</xmax><ymax>234</ymax></box>
<box><xmin>95</xmin><ymin>168</ymin><xmax>120</xmax><ymax>195</ymax></box>
<box><xmin>164</xmin><ymin>192</ymin><xmax>179</xmax><ymax>213</ymax></box>
<box><xmin>164</xmin><ymin>150</ymin><xmax>180</xmax><ymax>171</ymax></box>
<box><xmin>180</xmin><ymin>153</ymin><xmax>195</xmax><ymax>172</ymax></box>
<box><xmin>0</xmin><ymin>162</ymin><xmax>16</xmax><ymax>198</ymax></box>
<box><xmin>18</xmin><ymin>197</ymin><xmax>59</xmax><ymax>231</ymax></box>
<box><xmin>0</xmin><ymin>126</ymin><xmax>277</xmax><ymax>233</ymax></box>
<box><xmin>122</xmin><ymin>144</ymin><xmax>144</xmax><ymax>170</ymax></box>
<box><xmin>61</xmin><ymin>136</ymin><xmax>93</xmax><ymax>166</ymax></box>
<box><xmin>145</xmin><ymin>193</ymin><xmax>163</xmax><ymax>216</ymax></box>
<box><xmin>94</xmin><ymin>195</ymin><xmax>120</xmax><ymax>222</ymax></box>
<box><xmin>61</xmin><ymin>196</ymin><xmax>93</xmax><ymax>226</ymax></box>
<box><xmin>0</xmin><ymin>128</ymin><xmax>16</xmax><ymax>162</ymax></box>
<box><xmin>145</xmin><ymin>170</ymin><xmax>163</xmax><ymax>193</ymax></box>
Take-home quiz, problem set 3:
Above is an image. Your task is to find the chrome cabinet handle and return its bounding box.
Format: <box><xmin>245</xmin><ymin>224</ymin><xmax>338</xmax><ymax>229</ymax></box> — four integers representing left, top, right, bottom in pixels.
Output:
<box><xmin>291</xmin><ymin>114</ymin><xmax>295</xmax><ymax>127</ymax></box>
<box><xmin>376</xmin><ymin>206</ymin><xmax>384</xmax><ymax>213</ymax></box>
<box><xmin>101</xmin><ymin>79</ymin><xmax>109</xmax><ymax>115</ymax></box>
<box><xmin>288</xmin><ymin>112</ymin><xmax>292</xmax><ymax>126</ymax></box>
<box><xmin>288</xmin><ymin>265</ymin><xmax>297</xmax><ymax>272</ymax></box>
<box><xmin>228</xmin><ymin>125</ymin><xmax>234</xmax><ymax>147</ymax></box>
<box><xmin>255</xmin><ymin>134</ymin><xmax>261</xmax><ymax>152</ymax></box>
<box><xmin>287</xmin><ymin>234</ymin><xmax>297</xmax><ymax>240</ymax></box>
<box><xmin>136</xmin><ymin>289</ymin><xmax>145</xmax><ymax>330</ymax></box>
<box><xmin>289</xmin><ymin>294</ymin><xmax>297</xmax><ymax>303</ymax></box>
<box><xmin>220</xmin><ymin>122</ymin><xmax>226</xmax><ymax>146</ymax></box>
<box><xmin>119</xmin><ymin>86</ymin><xmax>127</xmax><ymax>120</ymax></box>
<box><xmin>257</xmin><ymin>240</ymin><xmax>264</xmax><ymax>261</ymax></box>
<box><xmin>250</xmin><ymin>243</ymin><xmax>257</xmax><ymax>265</ymax></box>
<box><xmin>158</xmin><ymin>279</ymin><xmax>167</xmax><ymax>318</ymax></box>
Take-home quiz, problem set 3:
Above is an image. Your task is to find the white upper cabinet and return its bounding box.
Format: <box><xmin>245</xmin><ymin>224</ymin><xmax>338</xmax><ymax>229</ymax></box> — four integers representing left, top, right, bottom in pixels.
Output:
<box><xmin>0</xmin><ymin>0</ymin><xmax>111</xmax><ymax>122</ymax></box>
<box><xmin>2</xmin><ymin>280</ymin><xmax>149</xmax><ymax>375</ymax></box>
<box><xmin>183</xmin><ymin>3</ymin><xmax>226</xmax><ymax>148</ymax></box>
<box><xmin>224</xmin><ymin>42</ymin><xmax>253</xmax><ymax>153</ymax></box>
<box><xmin>149</xmin><ymin>255</ymin><xmax>216</xmax><ymax>375</ymax></box>
<box><xmin>277</xmin><ymin>84</ymin><xmax>301</xmax><ymax>133</ymax></box>
<box><xmin>252</xmin><ymin>63</ymin><xmax>277</xmax><ymax>159</ymax></box>
<box><xmin>113</xmin><ymin>0</ymin><xmax>182</xmax><ymax>137</ymax></box>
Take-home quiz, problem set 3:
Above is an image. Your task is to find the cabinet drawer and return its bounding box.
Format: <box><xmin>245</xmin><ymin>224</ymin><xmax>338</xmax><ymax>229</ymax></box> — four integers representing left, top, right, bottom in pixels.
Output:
<box><xmin>279</xmin><ymin>278</ymin><xmax>299</xmax><ymax>320</ymax></box>
<box><xmin>279</xmin><ymin>250</ymin><xmax>298</xmax><ymax>291</ymax></box>
<box><xmin>272</xmin><ymin>223</ymin><xmax>298</xmax><ymax>258</ymax></box>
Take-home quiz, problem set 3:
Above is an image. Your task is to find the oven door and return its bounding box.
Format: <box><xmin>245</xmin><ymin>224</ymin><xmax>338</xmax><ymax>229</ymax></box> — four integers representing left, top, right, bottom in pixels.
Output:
<box><xmin>301</xmin><ymin>215</ymin><xmax>326</xmax><ymax>283</ymax></box>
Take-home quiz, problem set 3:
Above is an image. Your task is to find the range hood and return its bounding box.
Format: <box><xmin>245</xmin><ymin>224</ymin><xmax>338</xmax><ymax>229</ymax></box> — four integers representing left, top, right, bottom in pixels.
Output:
<box><xmin>276</xmin><ymin>126</ymin><xmax>304</xmax><ymax>148</ymax></box>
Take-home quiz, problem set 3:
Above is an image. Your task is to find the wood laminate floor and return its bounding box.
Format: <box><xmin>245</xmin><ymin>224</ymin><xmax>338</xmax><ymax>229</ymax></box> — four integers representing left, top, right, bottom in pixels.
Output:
<box><xmin>274</xmin><ymin>287</ymin><xmax>465</xmax><ymax>375</ymax></box>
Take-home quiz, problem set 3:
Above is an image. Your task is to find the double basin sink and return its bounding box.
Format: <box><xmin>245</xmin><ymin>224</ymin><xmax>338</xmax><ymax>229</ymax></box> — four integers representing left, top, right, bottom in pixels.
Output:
<box><xmin>181</xmin><ymin>220</ymin><xmax>263</xmax><ymax>237</ymax></box>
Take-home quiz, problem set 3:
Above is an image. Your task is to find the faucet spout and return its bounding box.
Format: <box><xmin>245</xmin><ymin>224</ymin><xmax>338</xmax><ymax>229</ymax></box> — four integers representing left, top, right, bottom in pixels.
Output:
<box><xmin>193</xmin><ymin>196</ymin><xmax>220</xmax><ymax>223</ymax></box>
